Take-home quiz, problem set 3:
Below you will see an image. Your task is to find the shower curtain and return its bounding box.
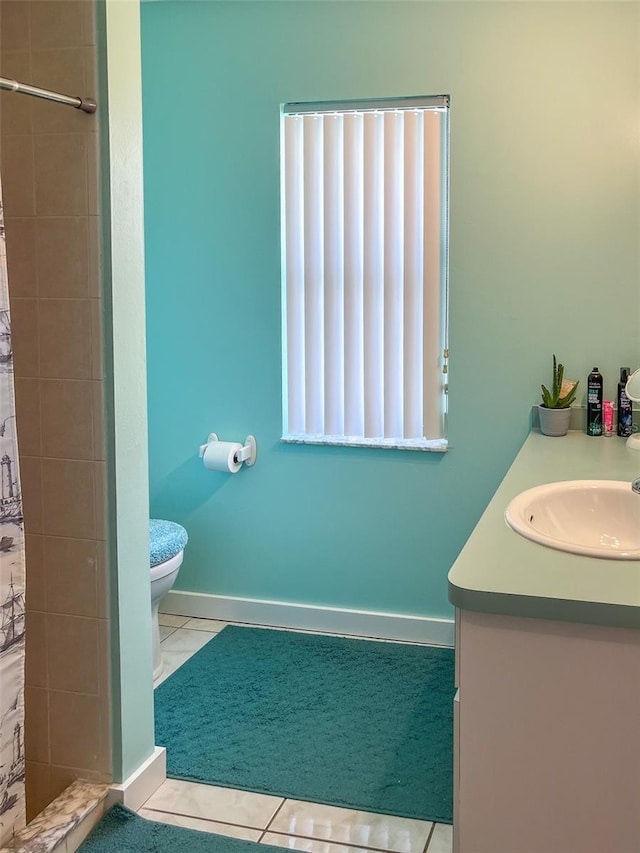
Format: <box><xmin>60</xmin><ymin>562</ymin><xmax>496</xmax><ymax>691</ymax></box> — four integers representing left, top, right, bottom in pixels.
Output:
<box><xmin>0</xmin><ymin>178</ymin><xmax>26</xmax><ymax>843</ymax></box>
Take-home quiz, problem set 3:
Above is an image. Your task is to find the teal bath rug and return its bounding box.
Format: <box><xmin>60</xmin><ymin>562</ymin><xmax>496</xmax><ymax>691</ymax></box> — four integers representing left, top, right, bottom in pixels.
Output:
<box><xmin>154</xmin><ymin>626</ymin><xmax>455</xmax><ymax>824</ymax></box>
<box><xmin>77</xmin><ymin>803</ymin><xmax>280</xmax><ymax>852</ymax></box>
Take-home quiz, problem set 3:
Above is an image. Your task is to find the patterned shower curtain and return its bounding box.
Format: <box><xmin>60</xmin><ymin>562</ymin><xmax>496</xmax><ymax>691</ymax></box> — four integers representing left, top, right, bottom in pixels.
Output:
<box><xmin>0</xmin><ymin>179</ymin><xmax>26</xmax><ymax>842</ymax></box>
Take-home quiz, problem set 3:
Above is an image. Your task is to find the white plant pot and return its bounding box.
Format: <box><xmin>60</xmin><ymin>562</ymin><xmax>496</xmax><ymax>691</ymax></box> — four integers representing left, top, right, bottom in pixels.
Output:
<box><xmin>538</xmin><ymin>405</ymin><xmax>571</xmax><ymax>437</ymax></box>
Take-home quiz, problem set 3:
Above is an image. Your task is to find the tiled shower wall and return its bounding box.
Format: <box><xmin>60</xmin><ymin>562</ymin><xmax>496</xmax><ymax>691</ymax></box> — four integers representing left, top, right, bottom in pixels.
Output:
<box><xmin>0</xmin><ymin>0</ymin><xmax>111</xmax><ymax>821</ymax></box>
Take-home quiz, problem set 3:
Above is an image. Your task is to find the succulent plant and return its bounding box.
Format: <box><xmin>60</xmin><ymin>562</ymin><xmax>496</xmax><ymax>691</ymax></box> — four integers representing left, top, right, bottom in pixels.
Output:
<box><xmin>540</xmin><ymin>355</ymin><xmax>579</xmax><ymax>409</ymax></box>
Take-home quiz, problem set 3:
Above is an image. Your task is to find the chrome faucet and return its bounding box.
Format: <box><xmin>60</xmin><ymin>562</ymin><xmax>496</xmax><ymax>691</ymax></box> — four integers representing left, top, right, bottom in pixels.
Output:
<box><xmin>633</xmin><ymin>478</ymin><xmax>640</xmax><ymax>495</ymax></box>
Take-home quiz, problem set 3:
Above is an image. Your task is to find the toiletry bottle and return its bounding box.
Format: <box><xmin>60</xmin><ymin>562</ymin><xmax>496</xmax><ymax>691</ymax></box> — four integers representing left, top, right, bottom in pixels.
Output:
<box><xmin>587</xmin><ymin>367</ymin><xmax>603</xmax><ymax>436</ymax></box>
<box><xmin>617</xmin><ymin>367</ymin><xmax>633</xmax><ymax>437</ymax></box>
<box><xmin>603</xmin><ymin>401</ymin><xmax>614</xmax><ymax>436</ymax></box>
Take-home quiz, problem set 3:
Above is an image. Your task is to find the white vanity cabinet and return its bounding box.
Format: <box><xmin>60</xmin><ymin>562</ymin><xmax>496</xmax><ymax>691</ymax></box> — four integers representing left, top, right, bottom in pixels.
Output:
<box><xmin>453</xmin><ymin>607</ymin><xmax>640</xmax><ymax>853</ymax></box>
<box><xmin>448</xmin><ymin>432</ymin><xmax>640</xmax><ymax>853</ymax></box>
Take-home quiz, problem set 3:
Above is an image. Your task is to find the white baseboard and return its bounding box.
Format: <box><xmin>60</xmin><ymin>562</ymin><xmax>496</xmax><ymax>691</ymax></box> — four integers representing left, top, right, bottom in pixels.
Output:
<box><xmin>162</xmin><ymin>590</ymin><xmax>455</xmax><ymax>647</ymax></box>
<box><xmin>107</xmin><ymin>746</ymin><xmax>166</xmax><ymax>812</ymax></box>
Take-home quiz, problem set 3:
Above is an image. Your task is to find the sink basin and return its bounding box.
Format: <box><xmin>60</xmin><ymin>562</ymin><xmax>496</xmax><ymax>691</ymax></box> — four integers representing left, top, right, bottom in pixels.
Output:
<box><xmin>505</xmin><ymin>480</ymin><xmax>640</xmax><ymax>559</ymax></box>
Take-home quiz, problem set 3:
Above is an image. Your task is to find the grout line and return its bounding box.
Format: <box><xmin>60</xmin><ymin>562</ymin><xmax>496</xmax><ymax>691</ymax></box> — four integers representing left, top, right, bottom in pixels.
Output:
<box><xmin>158</xmin><ymin>619</ymin><xmax>197</xmax><ymax>630</ymax></box>
<box><xmin>159</xmin><ymin>626</ymin><xmax>178</xmax><ymax>642</ymax></box>
<box><xmin>423</xmin><ymin>823</ymin><xmax>436</xmax><ymax>852</ymax></box>
<box><xmin>182</xmin><ymin>624</ymin><xmax>226</xmax><ymax>633</ymax></box>
<box><xmin>141</xmin><ymin>805</ymin><xmax>266</xmax><ymax>834</ymax></box>
<box><xmin>159</xmin><ymin>628</ymin><xmax>218</xmax><ymax>646</ymax></box>
<box><xmin>262</xmin><ymin>797</ymin><xmax>287</xmax><ymax>836</ymax></box>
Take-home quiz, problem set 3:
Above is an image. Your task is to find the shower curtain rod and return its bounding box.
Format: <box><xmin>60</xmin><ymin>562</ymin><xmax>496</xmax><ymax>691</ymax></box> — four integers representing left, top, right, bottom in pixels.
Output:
<box><xmin>0</xmin><ymin>76</ymin><xmax>96</xmax><ymax>113</ymax></box>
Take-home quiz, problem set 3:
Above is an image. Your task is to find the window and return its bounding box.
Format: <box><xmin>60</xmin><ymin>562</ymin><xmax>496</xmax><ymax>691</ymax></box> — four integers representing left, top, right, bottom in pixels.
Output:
<box><xmin>281</xmin><ymin>95</ymin><xmax>449</xmax><ymax>451</ymax></box>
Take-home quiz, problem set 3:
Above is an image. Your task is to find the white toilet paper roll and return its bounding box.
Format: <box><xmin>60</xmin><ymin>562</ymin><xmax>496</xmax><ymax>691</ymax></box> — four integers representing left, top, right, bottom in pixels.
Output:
<box><xmin>202</xmin><ymin>441</ymin><xmax>243</xmax><ymax>473</ymax></box>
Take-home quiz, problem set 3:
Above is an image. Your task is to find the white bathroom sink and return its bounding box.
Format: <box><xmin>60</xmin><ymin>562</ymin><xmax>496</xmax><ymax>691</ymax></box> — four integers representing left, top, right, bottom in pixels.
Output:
<box><xmin>505</xmin><ymin>480</ymin><xmax>640</xmax><ymax>560</ymax></box>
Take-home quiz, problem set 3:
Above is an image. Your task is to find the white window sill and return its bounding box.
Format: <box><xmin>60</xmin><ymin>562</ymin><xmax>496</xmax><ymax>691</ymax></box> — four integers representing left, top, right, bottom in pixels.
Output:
<box><xmin>281</xmin><ymin>434</ymin><xmax>448</xmax><ymax>452</ymax></box>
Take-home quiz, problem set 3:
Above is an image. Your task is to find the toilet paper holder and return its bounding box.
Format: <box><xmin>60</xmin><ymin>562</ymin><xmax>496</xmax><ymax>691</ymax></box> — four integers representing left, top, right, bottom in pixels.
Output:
<box><xmin>199</xmin><ymin>433</ymin><xmax>257</xmax><ymax>467</ymax></box>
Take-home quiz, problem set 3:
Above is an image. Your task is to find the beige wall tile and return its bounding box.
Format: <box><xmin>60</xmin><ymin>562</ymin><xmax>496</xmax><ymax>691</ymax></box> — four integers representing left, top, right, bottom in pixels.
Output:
<box><xmin>48</xmin><ymin>764</ymin><xmax>78</xmax><ymax>804</ymax></box>
<box><xmin>0</xmin><ymin>51</ymin><xmax>33</xmax><ymax>135</ymax></box>
<box><xmin>25</xmin><ymin>760</ymin><xmax>51</xmax><ymax>823</ymax></box>
<box><xmin>49</xmin><ymin>690</ymin><xmax>100</xmax><ymax>770</ymax></box>
<box><xmin>36</xmin><ymin>217</ymin><xmax>89</xmax><ymax>298</ymax></box>
<box><xmin>4</xmin><ymin>1</ymin><xmax>109</xmax><ymax>790</ymax></box>
<box><xmin>81</xmin><ymin>0</ymin><xmax>97</xmax><ymax>47</ymax></box>
<box><xmin>0</xmin><ymin>48</ymin><xmax>32</xmax><ymax>78</ymax></box>
<box><xmin>34</xmin><ymin>134</ymin><xmax>87</xmax><ymax>216</ymax></box>
<box><xmin>44</xmin><ymin>535</ymin><xmax>97</xmax><ymax>617</ymax></box>
<box><xmin>19</xmin><ymin>455</ymin><xmax>43</xmax><ymax>535</ymax></box>
<box><xmin>83</xmin><ymin>46</ymin><xmax>98</xmax><ymax>112</ymax></box>
<box><xmin>40</xmin><ymin>378</ymin><xmax>94</xmax><ymax>459</ymax></box>
<box><xmin>0</xmin><ymin>89</ymin><xmax>33</xmax><ymax>137</ymax></box>
<box><xmin>5</xmin><ymin>217</ymin><xmax>37</xmax><ymax>298</ymax></box>
<box><xmin>0</xmin><ymin>48</ymin><xmax>32</xmax><ymax>79</ymax></box>
<box><xmin>25</xmin><ymin>610</ymin><xmax>48</xmax><ymax>688</ymax></box>
<box><xmin>29</xmin><ymin>1</ymin><xmax>84</xmax><ymax>50</ymax></box>
<box><xmin>97</xmin><ymin>618</ymin><xmax>111</xmax><ymax>774</ymax></box>
<box><xmin>0</xmin><ymin>0</ymin><xmax>31</xmax><ymax>51</ymax></box>
<box><xmin>31</xmin><ymin>48</ymin><xmax>89</xmax><ymax>134</ymax></box>
<box><xmin>47</xmin><ymin>613</ymin><xmax>99</xmax><ymax>694</ymax></box>
<box><xmin>50</xmin><ymin>765</ymin><xmax>102</xmax><ymax>803</ymax></box>
<box><xmin>92</xmin><ymin>380</ymin><xmax>105</xmax><ymax>460</ymax></box>
<box><xmin>90</xmin><ymin>299</ymin><xmax>103</xmax><ymax>380</ymax></box>
<box><xmin>25</xmin><ymin>533</ymin><xmax>46</xmax><ymax>611</ymax></box>
<box><xmin>1</xmin><ymin>134</ymin><xmax>36</xmax><ymax>217</ymax></box>
<box><xmin>94</xmin><ymin>460</ymin><xmax>106</xmax><ymax>541</ymax></box>
<box><xmin>8</xmin><ymin>296</ymin><xmax>39</xmax><ymax>377</ymax></box>
<box><xmin>13</xmin><ymin>376</ymin><xmax>42</xmax><ymax>456</ymax></box>
<box><xmin>86</xmin><ymin>134</ymin><xmax>100</xmax><ymax>215</ymax></box>
<box><xmin>87</xmin><ymin>216</ymin><xmax>101</xmax><ymax>298</ymax></box>
<box><xmin>41</xmin><ymin>457</ymin><xmax>96</xmax><ymax>539</ymax></box>
<box><xmin>38</xmin><ymin>297</ymin><xmax>92</xmax><ymax>380</ymax></box>
<box><xmin>96</xmin><ymin>540</ymin><xmax>108</xmax><ymax>618</ymax></box>
<box><xmin>25</xmin><ymin>685</ymin><xmax>49</xmax><ymax>764</ymax></box>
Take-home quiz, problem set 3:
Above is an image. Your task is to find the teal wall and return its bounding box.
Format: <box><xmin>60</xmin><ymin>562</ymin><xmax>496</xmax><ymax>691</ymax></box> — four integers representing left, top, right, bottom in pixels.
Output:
<box><xmin>140</xmin><ymin>1</ymin><xmax>639</xmax><ymax>620</ymax></box>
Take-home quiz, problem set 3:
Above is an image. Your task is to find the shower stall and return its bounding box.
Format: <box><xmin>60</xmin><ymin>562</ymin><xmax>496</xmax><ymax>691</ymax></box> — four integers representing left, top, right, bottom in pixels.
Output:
<box><xmin>0</xmin><ymin>0</ymin><xmax>157</xmax><ymax>844</ymax></box>
<box><xmin>0</xmin><ymin>0</ymin><xmax>111</xmax><ymax>838</ymax></box>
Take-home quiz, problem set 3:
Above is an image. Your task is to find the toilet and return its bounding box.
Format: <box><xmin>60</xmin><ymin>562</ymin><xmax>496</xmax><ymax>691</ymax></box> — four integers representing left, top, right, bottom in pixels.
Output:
<box><xmin>150</xmin><ymin>518</ymin><xmax>188</xmax><ymax>679</ymax></box>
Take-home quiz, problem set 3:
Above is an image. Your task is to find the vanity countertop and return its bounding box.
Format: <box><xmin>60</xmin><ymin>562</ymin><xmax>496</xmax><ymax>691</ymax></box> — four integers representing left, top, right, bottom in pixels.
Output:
<box><xmin>448</xmin><ymin>430</ymin><xmax>640</xmax><ymax>629</ymax></box>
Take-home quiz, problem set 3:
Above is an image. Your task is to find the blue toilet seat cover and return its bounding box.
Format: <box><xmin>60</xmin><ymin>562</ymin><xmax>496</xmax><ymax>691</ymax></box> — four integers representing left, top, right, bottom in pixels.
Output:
<box><xmin>149</xmin><ymin>519</ymin><xmax>188</xmax><ymax>567</ymax></box>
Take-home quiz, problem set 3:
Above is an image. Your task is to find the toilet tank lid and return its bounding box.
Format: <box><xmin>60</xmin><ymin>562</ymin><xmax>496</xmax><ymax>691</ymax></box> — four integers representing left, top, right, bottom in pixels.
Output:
<box><xmin>150</xmin><ymin>519</ymin><xmax>188</xmax><ymax>566</ymax></box>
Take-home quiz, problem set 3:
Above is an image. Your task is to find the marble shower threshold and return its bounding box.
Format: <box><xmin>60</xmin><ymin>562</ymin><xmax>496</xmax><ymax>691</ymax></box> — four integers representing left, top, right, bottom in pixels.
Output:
<box><xmin>0</xmin><ymin>779</ymin><xmax>110</xmax><ymax>853</ymax></box>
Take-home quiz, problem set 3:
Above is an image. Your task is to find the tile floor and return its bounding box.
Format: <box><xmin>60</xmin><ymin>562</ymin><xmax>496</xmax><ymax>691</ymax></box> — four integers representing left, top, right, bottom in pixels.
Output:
<box><xmin>142</xmin><ymin>615</ymin><xmax>453</xmax><ymax>853</ymax></box>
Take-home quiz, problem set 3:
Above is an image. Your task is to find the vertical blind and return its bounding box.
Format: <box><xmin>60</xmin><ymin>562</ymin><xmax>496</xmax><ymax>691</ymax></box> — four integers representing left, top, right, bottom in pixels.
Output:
<box><xmin>281</xmin><ymin>96</ymin><xmax>449</xmax><ymax>450</ymax></box>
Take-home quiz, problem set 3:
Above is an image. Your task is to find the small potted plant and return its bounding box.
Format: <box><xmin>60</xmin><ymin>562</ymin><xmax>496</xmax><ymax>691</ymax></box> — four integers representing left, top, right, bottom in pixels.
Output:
<box><xmin>539</xmin><ymin>355</ymin><xmax>579</xmax><ymax>436</ymax></box>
